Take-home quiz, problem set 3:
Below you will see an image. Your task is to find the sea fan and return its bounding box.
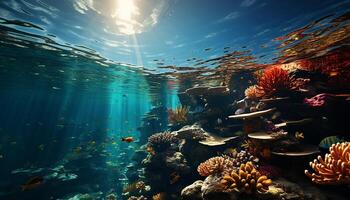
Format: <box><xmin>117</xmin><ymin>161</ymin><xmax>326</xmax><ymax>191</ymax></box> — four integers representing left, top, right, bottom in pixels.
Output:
<box><xmin>148</xmin><ymin>132</ymin><xmax>178</xmax><ymax>152</ymax></box>
<box><xmin>197</xmin><ymin>156</ymin><xmax>235</xmax><ymax>177</ymax></box>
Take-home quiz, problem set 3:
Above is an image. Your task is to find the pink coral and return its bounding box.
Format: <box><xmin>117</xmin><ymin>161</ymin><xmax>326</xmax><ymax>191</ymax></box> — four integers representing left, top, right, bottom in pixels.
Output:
<box><xmin>304</xmin><ymin>93</ymin><xmax>334</xmax><ymax>107</ymax></box>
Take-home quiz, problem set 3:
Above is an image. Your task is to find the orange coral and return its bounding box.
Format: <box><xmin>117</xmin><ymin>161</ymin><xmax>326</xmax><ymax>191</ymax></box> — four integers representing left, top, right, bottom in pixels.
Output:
<box><xmin>305</xmin><ymin>142</ymin><xmax>350</xmax><ymax>185</ymax></box>
<box><xmin>244</xmin><ymin>85</ymin><xmax>264</xmax><ymax>99</ymax></box>
<box><xmin>197</xmin><ymin>156</ymin><xmax>235</xmax><ymax>177</ymax></box>
<box><xmin>168</xmin><ymin>105</ymin><xmax>189</xmax><ymax>125</ymax></box>
<box><xmin>256</xmin><ymin>66</ymin><xmax>295</xmax><ymax>98</ymax></box>
<box><xmin>221</xmin><ymin>162</ymin><xmax>272</xmax><ymax>194</ymax></box>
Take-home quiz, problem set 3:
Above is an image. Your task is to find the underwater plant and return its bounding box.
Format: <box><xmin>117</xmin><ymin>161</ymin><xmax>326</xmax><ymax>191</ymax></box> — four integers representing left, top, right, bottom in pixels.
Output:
<box><xmin>256</xmin><ymin>66</ymin><xmax>303</xmax><ymax>98</ymax></box>
<box><xmin>305</xmin><ymin>142</ymin><xmax>350</xmax><ymax>185</ymax></box>
<box><xmin>220</xmin><ymin>162</ymin><xmax>272</xmax><ymax>194</ymax></box>
<box><xmin>148</xmin><ymin>131</ymin><xmax>178</xmax><ymax>152</ymax></box>
<box><xmin>197</xmin><ymin>156</ymin><xmax>235</xmax><ymax>177</ymax></box>
<box><xmin>244</xmin><ymin>85</ymin><xmax>264</xmax><ymax>99</ymax></box>
<box><xmin>168</xmin><ymin>105</ymin><xmax>189</xmax><ymax>125</ymax></box>
<box><xmin>223</xmin><ymin>150</ymin><xmax>259</xmax><ymax>168</ymax></box>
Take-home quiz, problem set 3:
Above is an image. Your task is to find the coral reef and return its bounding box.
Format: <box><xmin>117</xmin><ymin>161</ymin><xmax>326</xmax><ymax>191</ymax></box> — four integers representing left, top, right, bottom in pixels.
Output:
<box><xmin>223</xmin><ymin>149</ymin><xmax>259</xmax><ymax>168</ymax></box>
<box><xmin>244</xmin><ymin>85</ymin><xmax>264</xmax><ymax>99</ymax></box>
<box><xmin>256</xmin><ymin>66</ymin><xmax>306</xmax><ymax>98</ymax></box>
<box><xmin>197</xmin><ymin>156</ymin><xmax>235</xmax><ymax>177</ymax></box>
<box><xmin>168</xmin><ymin>105</ymin><xmax>189</xmax><ymax>125</ymax></box>
<box><xmin>220</xmin><ymin>162</ymin><xmax>273</xmax><ymax>194</ymax></box>
<box><xmin>305</xmin><ymin>142</ymin><xmax>350</xmax><ymax>185</ymax></box>
<box><xmin>147</xmin><ymin>132</ymin><xmax>178</xmax><ymax>152</ymax></box>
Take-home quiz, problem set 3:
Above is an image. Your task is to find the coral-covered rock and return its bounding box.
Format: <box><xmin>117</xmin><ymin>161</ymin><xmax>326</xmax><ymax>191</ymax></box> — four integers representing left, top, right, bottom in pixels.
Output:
<box><xmin>181</xmin><ymin>180</ymin><xmax>203</xmax><ymax>200</ymax></box>
<box><xmin>148</xmin><ymin>132</ymin><xmax>178</xmax><ymax>152</ymax></box>
<box><xmin>197</xmin><ymin>157</ymin><xmax>235</xmax><ymax>177</ymax></box>
<box><xmin>201</xmin><ymin>175</ymin><xmax>238</xmax><ymax>200</ymax></box>
<box><xmin>165</xmin><ymin>152</ymin><xmax>191</xmax><ymax>173</ymax></box>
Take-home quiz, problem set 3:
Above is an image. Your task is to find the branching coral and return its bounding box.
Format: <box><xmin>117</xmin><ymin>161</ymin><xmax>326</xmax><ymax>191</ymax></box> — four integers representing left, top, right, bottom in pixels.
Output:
<box><xmin>168</xmin><ymin>105</ymin><xmax>189</xmax><ymax>125</ymax></box>
<box><xmin>220</xmin><ymin>162</ymin><xmax>272</xmax><ymax>194</ymax></box>
<box><xmin>148</xmin><ymin>132</ymin><xmax>178</xmax><ymax>152</ymax></box>
<box><xmin>223</xmin><ymin>150</ymin><xmax>259</xmax><ymax>168</ymax></box>
<box><xmin>244</xmin><ymin>85</ymin><xmax>265</xmax><ymax>99</ymax></box>
<box><xmin>305</xmin><ymin>142</ymin><xmax>350</xmax><ymax>185</ymax></box>
<box><xmin>256</xmin><ymin>66</ymin><xmax>304</xmax><ymax>98</ymax></box>
<box><xmin>197</xmin><ymin>156</ymin><xmax>235</xmax><ymax>177</ymax></box>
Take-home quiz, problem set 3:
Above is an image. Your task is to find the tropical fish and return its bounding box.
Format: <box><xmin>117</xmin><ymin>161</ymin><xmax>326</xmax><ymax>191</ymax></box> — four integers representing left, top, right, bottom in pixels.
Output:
<box><xmin>319</xmin><ymin>136</ymin><xmax>344</xmax><ymax>149</ymax></box>
<box><xmin>21</xmin><ymin>176</ymin><xmax>44</xmax><ymax>191</ymax></box>
<box><xmin>121</xmin><ymin>137</ymin><xmax>134</xmax><ymax>143</ymax></box>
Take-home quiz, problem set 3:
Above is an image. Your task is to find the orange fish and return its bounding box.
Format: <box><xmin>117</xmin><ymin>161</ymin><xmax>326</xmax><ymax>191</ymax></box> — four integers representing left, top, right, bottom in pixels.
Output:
<box><xmin>21</xmin><ymin>176</ymin><xmax>44</xmax><ymax>191</ymax></box>
<box><xmin>121</xmin><ymin>137</ymin><xmax>134</xmax><ymax>143</ymax></box>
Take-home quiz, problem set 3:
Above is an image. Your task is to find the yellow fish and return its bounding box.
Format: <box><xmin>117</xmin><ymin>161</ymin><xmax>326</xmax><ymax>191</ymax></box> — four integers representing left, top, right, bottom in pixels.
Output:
<box><xmin>295</xmin><ymin>132</ymin><xmax>304</xmax><ymax>140</ymax></box>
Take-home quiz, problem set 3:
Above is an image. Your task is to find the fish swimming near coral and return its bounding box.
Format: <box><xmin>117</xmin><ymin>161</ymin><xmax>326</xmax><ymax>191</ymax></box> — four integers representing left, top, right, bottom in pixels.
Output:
<box><xmin>121</xmin><ymin>137</ymin><xmax>134</xmax><ymax>143</ymax></box>
<box><xmin>319</xmin><ymin>136</ymin><xmax>344</xmax><ymax>149</ymax></box>
<box><xmin>21</xmin><ymin>176</ymin><xmax>44</xmax><ymax>191</ymax></box>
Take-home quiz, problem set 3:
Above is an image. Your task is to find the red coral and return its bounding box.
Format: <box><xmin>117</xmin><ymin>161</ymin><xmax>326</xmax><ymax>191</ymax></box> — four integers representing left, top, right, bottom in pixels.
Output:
<box><xmin>256</xmin><ymin>66</ymin><xmax>295</xmax><ymax>98</ymax></box>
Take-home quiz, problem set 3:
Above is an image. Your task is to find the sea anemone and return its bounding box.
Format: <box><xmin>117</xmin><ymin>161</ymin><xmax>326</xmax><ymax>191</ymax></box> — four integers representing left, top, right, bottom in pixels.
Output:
<box><xmin>148</xmin><ymin>132</ymin><xmax>178</xmax><ymax>152</ymax></box>
<box><xmin>305</xmin><ymin>142</ymin><xmax>350</xmax><ymax>185</ymax></box>
<box><xmin>244</xmin><ymin>85</ymin><xmax>264</xmax><ymax>99</ymax></box>
<box><xmin>197</xmin><ymin>156</ymin><xmax>235</xmax><ymax>177</ymax></box>
<box><xmin>220</xmin><ymin>162</ymin><xmax>272</xmax><ymax>194</ymax></box>
<box><xmin>168</xmin><ymin>105</ymin><xmax>189</xmax><ymax>125</ymax></box>
<box><xmin>256</xmin><ymin>66</ymin><xmax>301</xmax><ymax>98</ymax></box>
<box><xmin>223</xmin><ymin>150</ymin><xmax>259</xmax><ymax>168</ymax></box>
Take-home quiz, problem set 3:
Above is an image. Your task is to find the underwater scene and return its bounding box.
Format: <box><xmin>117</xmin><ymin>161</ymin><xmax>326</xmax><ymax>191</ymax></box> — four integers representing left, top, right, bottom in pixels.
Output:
<box><xmin>1</xmin><ymin>0</ymin><xmax>350</xmax><ymax>199</ymax></box>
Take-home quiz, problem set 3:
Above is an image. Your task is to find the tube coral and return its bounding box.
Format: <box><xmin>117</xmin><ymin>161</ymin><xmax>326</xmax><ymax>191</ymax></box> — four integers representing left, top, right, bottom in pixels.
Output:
<box><xmin>148</xmin><ymin>132</ymin><xmax>178</xmax><ymax>152</ymax></box>
<box><xmin>305</xmin><ymin>142</ymin><xmax>350</xmax><ymax>185</ymax></box>
<box><xmin>220</xmin><ymin>162</ymin><xmax>272</xmax><ymax>194</ymax></box>
<box><xmin>197</xmin><ymin>156</ymin><xmax>235</xmax><ymax>177</ymax></box>
<box><xmin>168</xmin><ymin>105</ymin><xmax>189</xmax><ymax>125</ymax></box>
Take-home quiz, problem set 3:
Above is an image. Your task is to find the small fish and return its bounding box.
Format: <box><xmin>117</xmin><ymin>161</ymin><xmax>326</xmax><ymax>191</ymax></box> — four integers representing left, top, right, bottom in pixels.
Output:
<box><xmin>295</xmin><ymin>132</ymin><xmax>304</xmax><ymax>140</ymax></box>
<box><xmin>319</xmin><ymin>136</ymin><xmax>344</xmax><ymax>149</ymax></box>
<box><xmin>121</xmin><ymin>137</ymin><xmax>134</xmax><ymax>143</ymax></box>
<box><xmin>21</xmin><ymin>176</ymin><xmax>44</xmax><ymax>191</ymax></box>
<box><xmin>52</xmin><ymin>86</ymin><xmax>60</xmax><ymax>90</ymax></box>
<box><xmin>170</xmin><ymin>172</ymin><xmax>181</xmax><ymax>184</ymax></box>
<box><xmin>204</xmin><ymin>48</ymin><xmax>211</xmax><ymax>51</ymax></box>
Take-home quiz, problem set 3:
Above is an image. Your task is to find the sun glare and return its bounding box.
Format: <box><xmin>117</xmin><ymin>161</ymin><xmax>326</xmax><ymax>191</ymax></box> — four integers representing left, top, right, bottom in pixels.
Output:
<box><xmin>115</xmin><ymin>0</ymin><xmax>138</xmax><ymax>35</ymax></box>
